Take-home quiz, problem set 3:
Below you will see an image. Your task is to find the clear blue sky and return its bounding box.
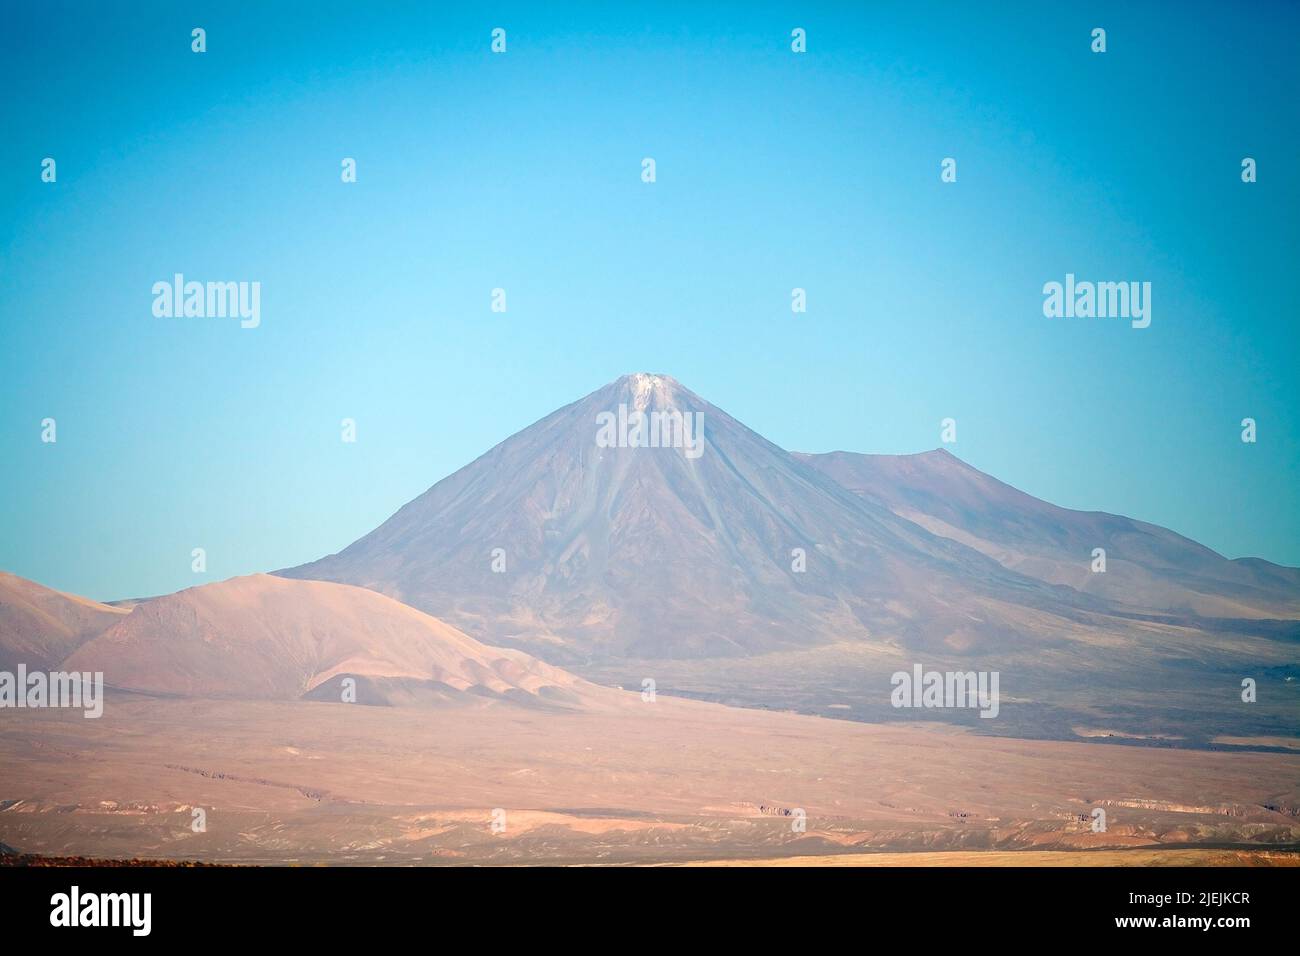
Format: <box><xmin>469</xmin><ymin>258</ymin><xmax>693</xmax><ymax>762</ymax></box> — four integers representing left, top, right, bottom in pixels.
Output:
<box><xmin>2</xmin><ymin>1</ymin><xmax>1297</xmax><ymax>601</ymax></box>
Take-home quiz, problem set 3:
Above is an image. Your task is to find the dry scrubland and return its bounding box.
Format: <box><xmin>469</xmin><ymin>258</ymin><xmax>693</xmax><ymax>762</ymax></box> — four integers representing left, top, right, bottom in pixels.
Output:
<box><xmin>2</xmin><ymin>694</ymin><xmax>1297</xmax><ymax>865</ymax></box>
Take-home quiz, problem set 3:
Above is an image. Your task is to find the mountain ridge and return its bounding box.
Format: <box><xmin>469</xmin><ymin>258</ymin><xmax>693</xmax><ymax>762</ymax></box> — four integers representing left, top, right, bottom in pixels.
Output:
<box><xmin>279</xmin><ymin>373</ymin><xmax>1272</xmax><ymax>664</ymax></box>
<box><xmin>797</xmin><ymin>448</ymin><xmax>1300</xmax><ymax>620</ymax></box>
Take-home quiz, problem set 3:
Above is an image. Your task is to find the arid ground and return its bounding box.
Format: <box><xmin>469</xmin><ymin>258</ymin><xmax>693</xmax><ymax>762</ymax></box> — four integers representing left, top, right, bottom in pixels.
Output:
<box><xmin>2</xmin><ymin>692</ymin><xmax>1297</xmax><ymax>865</ymax></box>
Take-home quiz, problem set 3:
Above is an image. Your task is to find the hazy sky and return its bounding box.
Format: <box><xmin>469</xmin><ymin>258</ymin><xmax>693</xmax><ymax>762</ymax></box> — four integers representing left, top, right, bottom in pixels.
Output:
<box><xmin>2</xmin><ymin>1</ymin><xmax>1297</xmax><ymax>601</ymax></box>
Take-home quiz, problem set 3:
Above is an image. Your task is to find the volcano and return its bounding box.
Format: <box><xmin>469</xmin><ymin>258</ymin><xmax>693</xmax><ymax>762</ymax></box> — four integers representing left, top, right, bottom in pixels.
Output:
<box><xmin>279</xmin><ymin>374</ymin><xmax>1163</xmax><ymax>663</ymax></box>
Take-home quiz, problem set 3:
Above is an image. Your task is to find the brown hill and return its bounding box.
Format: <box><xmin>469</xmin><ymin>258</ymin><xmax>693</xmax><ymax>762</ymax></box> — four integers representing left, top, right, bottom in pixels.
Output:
<box><xmin>62</xmin><ymin>573</ymin><xmax>600</xmax><ymax>708</ymax></box>
<box><xmin>0</xmin><ymin>571</ymin><xmax>128</xmax><ymax>669</ymax></box>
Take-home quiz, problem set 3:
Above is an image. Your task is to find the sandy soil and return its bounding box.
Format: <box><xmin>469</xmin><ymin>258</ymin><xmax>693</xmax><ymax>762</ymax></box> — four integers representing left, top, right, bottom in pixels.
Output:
<box><xmin>676</xmin><ymin>848</ymin><xmax>1300</xmax><ymax>866</ymax></box>
<box><xmin>2</xmin><ymin>692</ymin><xmax>1297</xmax><ymax>865</ymax></box>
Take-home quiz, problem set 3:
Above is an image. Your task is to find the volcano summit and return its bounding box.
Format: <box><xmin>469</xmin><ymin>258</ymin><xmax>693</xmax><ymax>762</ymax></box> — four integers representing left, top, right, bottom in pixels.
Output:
<box><xmin>279</xmin><ymin>372</ymin><xmax>1298</xmax><ymax>737</ymax></box>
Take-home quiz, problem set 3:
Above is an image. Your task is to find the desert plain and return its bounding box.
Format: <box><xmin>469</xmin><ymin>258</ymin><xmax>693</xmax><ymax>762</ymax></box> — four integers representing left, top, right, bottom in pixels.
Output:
<box><xmin>2</xmin><ymin>689</ymin><xmax>1297</xmax><ymax>866</ymax></box>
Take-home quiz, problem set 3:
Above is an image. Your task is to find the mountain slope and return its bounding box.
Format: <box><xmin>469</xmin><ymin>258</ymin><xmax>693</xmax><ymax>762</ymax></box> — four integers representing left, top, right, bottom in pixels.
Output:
<box><xmin>798</xmin><ymin>449</ymin><xmax>1300</xmax><ymax>620</ymax></box>
<box><xmin>280</xmin><ymin>374</ymin><xmax>1124</xmax><ymax>662</ymax></box>
<box><xmin>63</xmin><ymin>573</ymin><xmax>600</xmax><ymax>707</ymax></box>
<box><xmin>0</xmin><ymin>571</ymin><xmax>128</xmax><ymax>669</ymax></box>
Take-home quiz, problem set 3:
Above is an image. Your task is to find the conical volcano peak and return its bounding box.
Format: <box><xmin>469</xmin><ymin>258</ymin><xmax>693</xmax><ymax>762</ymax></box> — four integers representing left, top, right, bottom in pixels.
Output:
<box><xmin>612</xmin><ymin>372</ymin><xmax>689</xmax><ymax>412</ymax></box>
<box><xmin>278</xmin><ymin>372</ymin><xmax>1300</xmax><ymax>662</ymax></box>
